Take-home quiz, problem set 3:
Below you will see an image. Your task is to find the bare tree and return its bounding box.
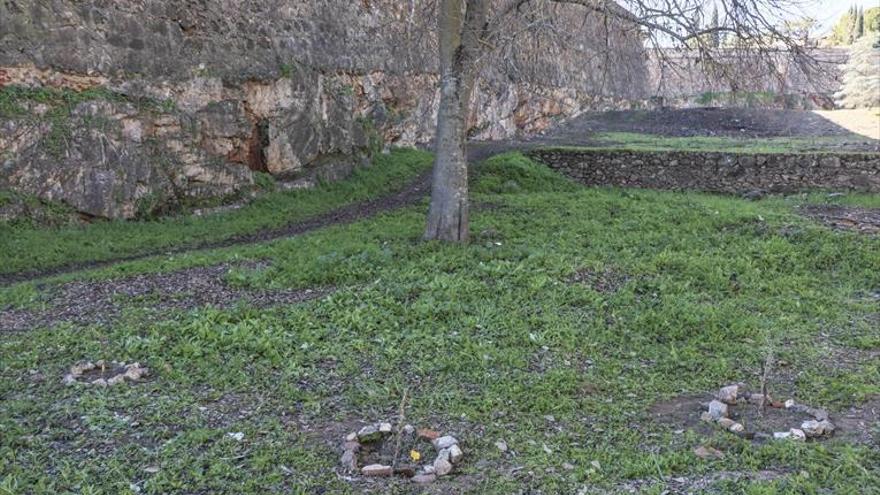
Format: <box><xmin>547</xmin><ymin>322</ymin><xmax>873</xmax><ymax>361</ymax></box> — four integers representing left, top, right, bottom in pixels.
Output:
<box><xmin>424</xmin><ymin>0</ymin><xmax>822</xmax><ymax>242</ymax></box>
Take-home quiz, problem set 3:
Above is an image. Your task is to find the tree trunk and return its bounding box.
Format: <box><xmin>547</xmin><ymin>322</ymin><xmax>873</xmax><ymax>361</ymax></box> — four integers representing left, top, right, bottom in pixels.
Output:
<box><xmin>424</xmin><ymin>0</ymin><xmax>486</xmax><ymax>242</ymax></box>
<box><xmin>425</xmin><ymin>72</ymin><xmax>470</xmax><ymax>242</ymax></box>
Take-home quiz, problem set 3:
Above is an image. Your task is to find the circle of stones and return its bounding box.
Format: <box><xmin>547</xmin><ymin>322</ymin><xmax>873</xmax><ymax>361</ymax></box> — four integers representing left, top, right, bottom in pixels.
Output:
<box><xmin>63</xmin><ymin>360</ymin><xmax>149</xmax><ymax>386</ymax></box>
<box><xmin>340</xmin><ymin>422</ymin><xmax>463</xmax><ymax>484</ymax></box>
<box><xmin>702</xmin><ymin>384</ymin><xmax>835</xmax><ymax>441</ymax></box>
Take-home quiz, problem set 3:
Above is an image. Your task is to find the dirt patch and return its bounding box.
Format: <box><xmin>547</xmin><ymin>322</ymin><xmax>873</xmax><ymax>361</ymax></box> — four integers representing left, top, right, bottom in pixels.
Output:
<box><xmin>800</xmin><ymin>205</ymin><xmax>880</xmax><ymax>234</ymax></box>
<box><xmin>0</xmin><ymin>262</ymin><xmax>330</xmax><ymax>332</ymax></box>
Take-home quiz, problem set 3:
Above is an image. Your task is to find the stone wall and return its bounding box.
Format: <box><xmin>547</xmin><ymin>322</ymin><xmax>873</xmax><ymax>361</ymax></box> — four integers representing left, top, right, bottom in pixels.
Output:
<box><xmin>0</xmin><ymin>0</ymin><xmax>649</xmax><ymax>219</ymax></box>
<box><xmin>529</xmin><ymin>149</ymin><xmax>880</xmax><ymax>194</ymax></box>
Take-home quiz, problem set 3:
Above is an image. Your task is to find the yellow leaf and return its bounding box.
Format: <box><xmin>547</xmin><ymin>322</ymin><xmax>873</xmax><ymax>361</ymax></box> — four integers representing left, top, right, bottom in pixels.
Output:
<box><xmin>409</xmin><ymin>450</ymin><xmax>421</xmax><ymax>462</ymax></box>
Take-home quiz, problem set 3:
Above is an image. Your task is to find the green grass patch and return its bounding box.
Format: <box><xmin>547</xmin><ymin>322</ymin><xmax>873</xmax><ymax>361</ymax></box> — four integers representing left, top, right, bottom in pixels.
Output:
<box><xmin>0</xmin><ymin>148</ymin><xmax>431</xmax><ymax>276</ymax></box>
<box><xmin>1</xmin><ymin>152</ymin><xmax>879</xmax><ymax>493</ymax></box>
<box><xmin>580</xmin><ymin>132</ymin><xmax>868</xmax><ymax>154</ymax></box>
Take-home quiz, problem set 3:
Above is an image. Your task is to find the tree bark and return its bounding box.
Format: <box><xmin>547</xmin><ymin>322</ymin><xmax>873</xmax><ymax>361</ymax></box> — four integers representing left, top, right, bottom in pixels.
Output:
<box><xmin>424</xmin><ymin>0</ymin><xmax>486</xmax><ymax>242</ymax></box>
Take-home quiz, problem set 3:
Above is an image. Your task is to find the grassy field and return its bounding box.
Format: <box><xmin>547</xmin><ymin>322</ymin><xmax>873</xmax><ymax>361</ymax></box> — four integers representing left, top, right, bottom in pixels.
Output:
<box><xmin>1</xmin><ymin>151</ymin><xmax>878</xmax><ymax>494</ymax></box>
<box><xmin>576</xmin><ymin>132</ymin><xmax>870</xmax><ymax>154</ymax></box>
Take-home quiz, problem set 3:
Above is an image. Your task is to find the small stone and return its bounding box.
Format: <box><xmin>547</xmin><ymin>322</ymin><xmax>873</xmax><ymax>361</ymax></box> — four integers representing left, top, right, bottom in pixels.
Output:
<box><xmin>432</xmin><ymin>436</ymin><xmax>458</xmax><ymax>450</ymax></box>
<box><xmin>227</xmin><ymin>432</ymin><xmax>244</xmax><ymax>441</ymax></box>
<box><xmin>340</xmin><ymin>450</ymin><xmax>357</xmax><ymax>470</ymax></box>
<box><xmin>448</xmin><ymin>444</ymin><xmax>463</xmax><ymax>464</ymax></box>
<box><xmin>403</xmin><ymin>424</ymin><xmax>415</xmax><ymax>435</ymax></box>
<box><xmin>423</xmin><ymin>465</ymin><xmax>436</xmax><ymax>474</ymax></box>
<box><xmin>562</xmin><ymin>462</ymin><xmax>575</xmax><ymax>470</ymax></box>
<box><xmin>436</xmin><ymin>448</ymin><xmax>450</xmax><ymax>463</ymax></box>
<box><xmin>495</xmin><ymin>440</ymin><xmax>509</xmax><ymax>452</ymax></box>
<box><xmin>412</xmin><ymin>474</ymin><xmax>436</xmax><ymax>484</ymax></box>
<box><xmin>784</xmin><ymin>399</ymin><xmax>796</xmax><ymax>409</ymax></box>
<box><xmin>378</xmin><ymin>422</ymin><xmax>393</xmax><ymax>434</ymax></box>
<box><xmin>707</xmin><ymin>400</ymin><xmax>728</xmax><ymax>420</ymax></box>
<box><xmin>590</xmin><ymin>460</ymin><xmax>601</xmax><ymax>470</ymax></box>
<box><xmin>357</xmin><ymin>425</ymin><xmax>381</xmax><ymax>443</ymax></box>
<box><xmin>773</xmin><ymin>431</ymin><xmax>792</xmax><ymax>440</ymax></box>
<box><xmin>433</xmin><ymin>457</ymin><xmax>453</xmax><ymax>476</ymax></box>
<box><xmin>124</xmin><ymin>365</ymin><xmax>147</xmax><ymax>381</ymax></box>
<box><xmin>418</xmin><ymin>428</ymin><xmax>440</xmax><ymax>440</ymax></box>
<box><xmin>342</xmin><ymin>441</ymin><xmax>360</xmax><ymax>452</ymax></box>
<box><xmin>802</xmin><ymin>420</ymin><xmax>834</xmax><ymax>437</ymax></box>
<box><xmin>345</xmin><ymin>432</ymin><xmax>358</xmax><ymax>442</ymax></box>
<box><xmin>362</xmin><ymin>464</ymin><xmax>393</xmax><ymax>477</ymax></box>
<box><xmin>727</xmin><ymin>422</ymin><xmax>745</xmax><ymax>433</ymax></box>
<box><xmin>70</xmin><ymin>362</ymin><xmax>95</xmax><ymax>376</ymax></box>
<box><xmin>700</xmin><ymin>412</ymin><xmax>715</xmax><ymax>423</ymax></box>
<box><xmin>789</xmin><ymin>428</ymin><xmax>806</xmax><ymax>441</ymax></box>
<box><xmin>91</xmin><ymin>378</ymin><xmax>108</xmax><ymax>386</ymax></box>
<box><xmin>63</xmin><ymin>374</ymin><xmax>77</xmax><ymax>385</ymax></box>
<box><xmin>718</xmin><ymin>385</ymin><xmax>739</xmax><ymax>405</ymax></box>
<box><xmin>717</xmin><ymin>418</ymin><xmax>736</xmax><ymax>429</ymax></box>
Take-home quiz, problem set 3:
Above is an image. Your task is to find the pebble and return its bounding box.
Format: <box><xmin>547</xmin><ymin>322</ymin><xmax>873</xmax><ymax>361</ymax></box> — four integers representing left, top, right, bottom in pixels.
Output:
<box><xmin>340</xmin><ymin>450</ymin><xmax>357</xmax><ymax>470</ymax></box>
<box><xmin>789</xmin><ymin>428</ymin><xmax>806</xmax><ymax>441</ymax></box>
<box><xmin>707</xmin><ymin>400</ymin><xmax>728</xmax><ymax>420</ymax></box>
<box><xmin>432</xmin><ymin>436</ymin><xmax>458</xmax><ymax>450</ymax></box>
<box><xmin>227</xmin><ymin>432</ymin><xmax>244</xmax><ymax>441</ymax></box>
<box><xmin>495</xmin><ymin>440</ymin><xmax>509</xmax><ymax>452</ymax></box>
<box><xmin>801</xmin><ymin>419</ymin><xmax>834</xmax><ymax>437</ymax></box>
<box><xmin>412</xmin><ymin>474</ymin><xmax>436</xmax><ymax>483</ymax></box>
<box><xmin>403</xmin><ymin>424</ymin><xmax>415</xmax><ymax>435</ymax></box>
<box><xmin>717</xmin><ymin>418</ymin><xmax>736</xmax><ymax>429</ymax></box>
<box><xmin>562</xmin><ymin>462</ymin><xmax>575</xmax><ymax>470</ymax></box>
<box><xmin>718</xmin><ymin>385</ymin><xmax>739</xmax><ymax>405</ymax></box>
<box><xmin>784</xmin><ymin>399</ymin><xmax>796</xmax><ymax>409</ymax></box>
<box><xmin>362</xmin><ymin>464</ymin><xmax>393</xmax><ymax>477</ymax></box>
<box><xmin>747</xmin><ymin>393</ymin><xmax>766</xmax><ymax>405</ymax></box>
<box><xmin>700</xmin><ymin>412</ymin><xmax>715</xmax><ymax>423</ymax></box>
<box><xmin>345</xmin><ymin>432</ymin><xmax>357</xmax><ymax>442</ymax></box>
<box><xmin>357</xmin><ymin>425</ymin><xmax>381</xmax><ymax>443</ymax></box>
<box><xmin>448</xmin><ymin>444</ymin><xmax>463</xmax><ymax>464</ymax></box>
<box><xmin>810</xmin><ymin>408</ymin><xmax>829</xmax><ymax>421</ymax></box>
<box><xmin>727</xmin><ymin>422</ymin><xmax>745</xmax><ymax>433</ymax></box>
<box><xmin>433</xmin><ymin>457</ymin><xmax>453</xmax><ymax>476</ymax></box>
<box><xmin>378</xmin><ymin>422</ymin><xmax>393</xmax><ymax>434</ymax></box>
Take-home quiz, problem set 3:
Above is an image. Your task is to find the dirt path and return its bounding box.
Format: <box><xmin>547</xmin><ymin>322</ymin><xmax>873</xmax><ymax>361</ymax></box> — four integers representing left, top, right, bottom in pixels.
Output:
<box><xmin>0</xmin><ymin>171</ymin><xmax>431</xmax><ymax>287</ymax></box>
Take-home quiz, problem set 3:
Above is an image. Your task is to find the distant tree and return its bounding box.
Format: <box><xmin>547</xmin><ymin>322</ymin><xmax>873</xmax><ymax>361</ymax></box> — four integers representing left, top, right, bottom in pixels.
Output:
<box><xmin>830</xmin><ymin>5</ymin><xmax>860</xmax><ymax>45</ymax></box>
<box><xmin>867</xmin><ymin>7</ymin><xmax>880</xmax><ymax>33</ymax></box>
<box><xmin>710</xmin><ymin>6</ymin><xmax>721</xmax><ymax>48</ymax></box>
<box><xmin>835</xmin><ymin>34</ymin><xmax>880</xmax><ymax>108</ymax></box>
<box><xmin>856</xmin><ymin>6</ymin><xmax>865</xmax><ymax>38</ymax></box>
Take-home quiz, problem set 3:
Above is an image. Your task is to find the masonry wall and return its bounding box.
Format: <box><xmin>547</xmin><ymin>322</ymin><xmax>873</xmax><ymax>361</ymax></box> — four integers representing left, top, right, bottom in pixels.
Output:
<box><xmin>529</xmin><ymin>149</ymin><xmax>880</xmax><ymax>194</ymax></box>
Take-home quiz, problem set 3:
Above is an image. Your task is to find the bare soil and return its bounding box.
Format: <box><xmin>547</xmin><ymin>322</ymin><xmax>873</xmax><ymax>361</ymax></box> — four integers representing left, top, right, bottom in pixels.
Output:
<box><xmin>799</xmin><ymin>205</ymin><xmax>880</xmax><ymax>235</ymax></box>
<box><xmin>0</xmin><ymin>262</ymin><xmax>330</xmax><ymax>332</ymax></box>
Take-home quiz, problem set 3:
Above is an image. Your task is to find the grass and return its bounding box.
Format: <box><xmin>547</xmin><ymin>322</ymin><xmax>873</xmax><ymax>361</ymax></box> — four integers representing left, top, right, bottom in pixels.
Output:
<box><xmin>1</xmin><ymin>152</ymin><xmax>879</xmax><ymax>494</ymax></box>
<box><xmin>0</xmin><ymin>148</ymin><xmax>431</xmax><ymax>276</ymax></box>
<box><xmin>578</xmin><ymin>132</ymin><xmax>868</xmax><ymax>154</ymax></box>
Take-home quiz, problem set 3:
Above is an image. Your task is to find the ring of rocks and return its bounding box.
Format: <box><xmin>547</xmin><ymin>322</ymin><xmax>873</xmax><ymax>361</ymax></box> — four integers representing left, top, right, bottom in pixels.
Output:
<box><xmin>63</xmin><ymin>360</ymin><xmax>149</xmax><ymax>386</ymax></box>
<box><xmin>340</xmin><ymin>422</ymin><xmax>462</xmax><ymax>484</ymax></box>
<box><xmin>701</xmin><ymin>384</ymin><xmax>835</xmax><ymax>441</ymax></box>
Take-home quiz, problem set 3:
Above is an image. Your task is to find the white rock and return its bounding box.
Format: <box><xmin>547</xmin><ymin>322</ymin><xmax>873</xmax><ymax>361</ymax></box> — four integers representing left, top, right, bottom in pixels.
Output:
<box><xmin>345</xmin><ymin>432</ymin><xmax>357</xmax><ymax>442</ymax></box>
<box><xmin>448</xmin><ymin>444</ymin><xmax>463</xmax><ymax>464</ymax></box>
<box><xmin>784</xmin><ymin>399</ymin><xmax>796</xmax><ymax>409</ymax></box>
<box><xmin>700</xmin><ymin>412</ymin><xmax>715</xmax><ymax>423</ymax></box>
<box><xmin>802</xmin><ymin>420</ymin><xmax>834</xmax><ymax>437</ymax></box>
<box><xmin>727</xmin><ymin>422</ymin><xmax>745</xmax><ymax>433</ymax></box>
<box><xmin>773</xmin><ymin>431</ymin><xmax>792</xmax><ymax>440</ymax></box>
<box><xmin>707</xmin><ymin>400</ymin><xmax>728</xmax><ymax>420</ymax></box>
<box><xmin>562</xmin><ymin>462</ymin><xmax>575</xmax><ymax>470</ymax></box>
<box><xmin>403</xmin><ymin>424</ymin><xmax>415</xmax><ymax>435</ymax></box>
<box><xmin>433</xmin><ymin>457</ymin><xmax>453</xmax><ymax>476</ymax></box>
<box><xmin>495</xmin><ymin>440</ymin><xmax>508</xmax><ymax>452</ymax></box>
<box><xmin>378</xmin><ymin>422</ymin><xmax>393</xmax><ymax>434</ymax></box>
<box><xmin>362</xmin><ymin>464</ymin><xmax>392</xmax><ymax>477</ymax></box>
<box><xmin>789</xmin><ymin>428</ymin><xmax>806</xmax><ymax>441</ymax></box>
<box><xmin>717</xmin><ymin>418</ymin><xmax>736</xmax><ymax>429</ymax></box>
<box><xmin>432</xmin><ymin>436</ymin><xmax>458</xmax><ymax>450</ymax></box>
<box><xmin>718</xmin><ymin>385</ymin><xmax>739</xmax><ymax>405</ymax></box>
<box><xmin>227</xmin><ymin>432</ymin><xmax>244</xmax><ymax>441</ymax></box>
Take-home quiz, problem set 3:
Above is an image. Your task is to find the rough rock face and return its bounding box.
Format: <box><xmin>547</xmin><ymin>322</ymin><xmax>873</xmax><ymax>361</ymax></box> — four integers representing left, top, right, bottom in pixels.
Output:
<box><xmin>530</xmin><ymin>149</ymin><xmax>880</xmax><ymax>194</ymax></box>
<box><xmin>0</xmin><ymin>0</ymin><xmax>649</xmax><ymax>219</ymax></box>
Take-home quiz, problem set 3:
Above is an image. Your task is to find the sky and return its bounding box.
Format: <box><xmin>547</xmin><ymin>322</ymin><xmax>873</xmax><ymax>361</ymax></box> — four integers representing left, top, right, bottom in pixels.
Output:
<box><xmin>798</xmin><ymin>0</ymin><xmax>879</xmax><ymax>34</ymax></box>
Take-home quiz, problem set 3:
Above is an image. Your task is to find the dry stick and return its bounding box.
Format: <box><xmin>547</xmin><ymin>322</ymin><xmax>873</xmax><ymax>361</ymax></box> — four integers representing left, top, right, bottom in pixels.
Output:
<box><xmin>391</xmin><ymin>388</ymin><xmax>410</xmax><ymax>470</ymax></box>
<box><xmin>759</xmin><ymin>348</ymin><xmax>774</xmax><ymax>417</ymax></box>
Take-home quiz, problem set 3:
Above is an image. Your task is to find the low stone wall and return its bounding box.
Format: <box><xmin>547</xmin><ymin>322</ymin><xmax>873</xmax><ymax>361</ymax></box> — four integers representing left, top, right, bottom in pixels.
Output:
<box><xmin>528</xmin><ymin>149</ymin><xmax>880</xmax><ymax>194</ymax></box>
